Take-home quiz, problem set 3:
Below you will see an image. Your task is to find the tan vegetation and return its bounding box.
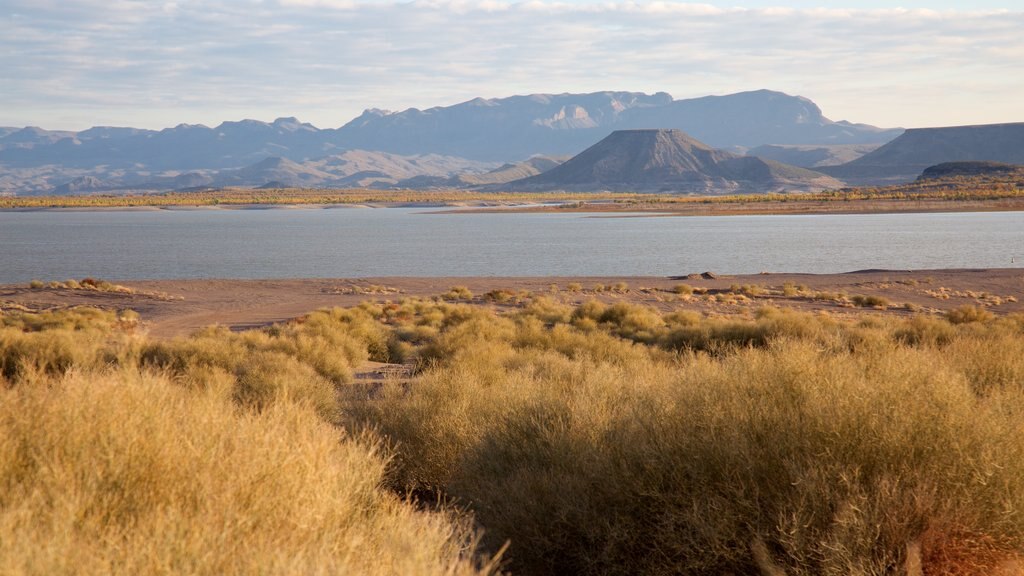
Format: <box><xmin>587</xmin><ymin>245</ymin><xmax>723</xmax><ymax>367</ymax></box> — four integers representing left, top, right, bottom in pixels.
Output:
<box><xmin>26</xmin><ymin>277</ymin><xmax>182</xmax><ymax>301</ymax></box>
<box><xmin>30</xmin><ymin>277</ymin><xmax>135</xmax><ymax>294</ymax></box>
<box><xmin>3</xmin><ymin>171</ymin><xmax>1024</xmax><ymax>216</ymax></box>
<box><xmin>0</xmin><ymin>307</ymin><xmax>494</xmax><ymax>576</ymax></box>
<box><xmin>2</xmin><ymin>297</ymin><xmax>1024</xmax><ymax>574</ymax></box>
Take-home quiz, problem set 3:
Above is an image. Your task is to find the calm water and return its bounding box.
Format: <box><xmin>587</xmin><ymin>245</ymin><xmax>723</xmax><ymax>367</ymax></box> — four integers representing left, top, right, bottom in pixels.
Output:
<box><xmin>1</xmin><ymin>208</ymin><xmax>1022</xmax><ymax>282</ymax></box>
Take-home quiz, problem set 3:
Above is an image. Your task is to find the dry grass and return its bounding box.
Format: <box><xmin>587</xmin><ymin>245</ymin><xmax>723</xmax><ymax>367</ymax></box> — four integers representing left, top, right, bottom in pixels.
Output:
<box><xmin>343</xmin><ymin>301</ymin><xmax>1024</xmax><ymax>575</ymax></box>
<box><xmin>0</xmin><ymin>368</ymin><xmax>491</xmax><ymax>576</ymax></box>
<box><xmin>3</xmin><ymin>300</ymin><xmax>1024</xmax><ymax>574</ymax></box>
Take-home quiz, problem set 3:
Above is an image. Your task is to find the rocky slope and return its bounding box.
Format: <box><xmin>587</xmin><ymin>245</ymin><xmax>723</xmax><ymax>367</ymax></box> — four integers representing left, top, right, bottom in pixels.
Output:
<box><xmin>820</xmin><ymin>122</ymin><xmax>1024</xmax><ymax>185</ymax></box>
<box><xmin>504</xmin><ymin>129</ymin><xmax>842</xmax><ymax>193</ymax></box>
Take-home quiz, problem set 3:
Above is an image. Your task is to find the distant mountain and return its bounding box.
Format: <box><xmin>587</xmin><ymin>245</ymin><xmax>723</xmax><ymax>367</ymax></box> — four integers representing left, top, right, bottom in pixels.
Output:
<box><xmin>621</xmin><ymin>91</ymin><xmax>900</xmax><ymax>150</ymax></box>
<box><xmin>459</xmin><ymin>156</ymin><xmax>569</xmax><ymax>186</ymax></box>
<box><xmin>336</xmin><ymin>89</ymin><xmax>901</xmax><ymax>161</ymax></box>
<box><xmin>0</xmin><ymin>118</ymin><xmax>342</xmax><ymax>171</ymax></box>
<box><xmin>389</xmin><ymin>155</ymin><xmax>568</xmax><ymax>189</ymax></box>
<box><xmin>0</xmin><ymin>89</ymin><xmax>904</xmax><ymax>194</ymax></box>
<box><xmin>52</xmin><ymin>176</ymin><xmax>112</xmax><ymax>195</ymax></box>
<box><xmin>820</xmin><ymin>122</ymin><xmax>1024</xmax><ymax>185</ymax></box>
<box><xmin>746</xmin><ymin>144</ymin><xmax>880</xmax><ymax>168</ymax></box>
<box><xmin>504</xmin><ymin>129</ymin><xmax>842</xmax><ymax>193</ymax></box>
<box><xmin>126</xmin><ymin>151</ymin><xmax>496</xmax><ymax>192</ymax></box>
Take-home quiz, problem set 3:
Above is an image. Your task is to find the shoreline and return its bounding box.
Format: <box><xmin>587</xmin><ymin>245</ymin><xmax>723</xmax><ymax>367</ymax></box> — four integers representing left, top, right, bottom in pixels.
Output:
<box><xmin>3</xmin><ymin>196</ymin><xmax>1023</xmax><ymax>217</ymax></box>
<box><xmin>3</xmin><ymin>269</ymin><xmax>1022</xmax><ymax>339</ymax></box>
<box><xmin>436</xmin><ymin>197</ymin><xmax>1024</xmax><ymax>217</ymax></box>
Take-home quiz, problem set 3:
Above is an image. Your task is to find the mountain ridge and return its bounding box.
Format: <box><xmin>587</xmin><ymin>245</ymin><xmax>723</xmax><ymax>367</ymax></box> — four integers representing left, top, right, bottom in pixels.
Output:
<box><xmin>504</xmin><ymin>129</ymin><xmax>842</xmax><ymax>193</ymax></box>
<box><xmin>819</xmin><ymin>122</ymin><xmax>1024</xmax><ymax>185</ymax></box>
<box><xmin>0</xmin><ymin>90</ymin><xmax>900</xmax><ymax>178</ymax></box>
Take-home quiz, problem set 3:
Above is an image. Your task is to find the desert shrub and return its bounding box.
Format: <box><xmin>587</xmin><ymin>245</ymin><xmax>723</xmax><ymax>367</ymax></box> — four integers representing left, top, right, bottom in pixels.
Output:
<box><xmin>731</xmin><ymin>283</ymin><xmax>765</xmax><ymax>296</ymax></box>
<box><xmin>356</xmin><ymin>330</ymin><xmax>1024</xmax><ymax>575</ymax></box>
<box><xmin>520</xmin><ymin>296</ymin><xmax>573</xmax><ymax>325</ymax></box>
<box><xmin>28</xmin><ymin>280</ymin><xmax>43</xmax><ymax>289</ymax></box>
<box><xmin>660</xmin><ymin>307</ymin><xmax>825</xmax><ymax>352</ymax></box>
<box><xmin>782</xmin><ymin>281</ymin><xmax>799</xmax><ymax>296</ymax></box>
<box><xmin>851</xmin><ymin>294</ymin><xmax>890</xmax><ymax>308</ymax></box>
<box><xmin>483</xmin><ymin>289</ymin><xmax>516</xmax><ymax>304</ymax></box>
<box><xmin>946</xmin><ymin>304</ymin><xmax>995</xmax><ymax>324</ymax></box>
<box><xmin>595</xmin><ymin>302</ymin><xmax>664</xmax><ymax>343</ymax></box>
<box><xmin>0</xmin><ymin>369</ymin><xmax>491</xmax><ymax>575</ymax></box>
<box><xmin>811</xmin><ymin>291</ymin><xmax>846</xmax><ymax>302</ymax></box>
<box><xmin>570</xmin><ymin>299</ymin><xmax>606</xmax><ymax>323</ymax></box>
<box><xmin>0</xmin><ymin>329</ymin><xmax>110</xmax><ymax>383</ymax></box>
<box><xmin>9</xmin><ymin>299</ymin><xmax>1024</xmax><ymax>575</ymax></box>
<box><xmin>894</xmin><ymin>316</ymin><xmax>957</xmax><ymax>347</ymax></box>
<box><xmin>672</xmin><ymin>283</ymin><xmax>695</xmax><ymax>295</ymax></box>
<box><xmin>442</xmin><ymin>286</ymin><xmax>474</xmax><ymax>301</ymax></box>
<box><xmin>0</xmin><ymin>307</ymin><xmax>117</xmax><ymax>332</ymax></box>
<box><xmin>0</xmin><ymin>309</ymin><xmax>127</xmax><ymax>383</ymax></box>
<box><xmin>566</xmin><ymin>282</ymin><xmax>582</xmax><ymax>292</ymax></box>
<box><xmin>943</xmin><ymin>324</ymin><xmax>1024</xmax><ymax>394</ymax></box>
<box><xmin>611</xmin><ymin>282</ymin><xmax>629</xmax><ymax>294</ymax></box>
<box><xmin>141</xmin><ymin>327</ymin><xmax>252</xmax><ymax>375</ymax></box>
<box><xmin>233</xmin><ymin>350</ymin><xmax>338</xmax><ymax>421</ymax></box>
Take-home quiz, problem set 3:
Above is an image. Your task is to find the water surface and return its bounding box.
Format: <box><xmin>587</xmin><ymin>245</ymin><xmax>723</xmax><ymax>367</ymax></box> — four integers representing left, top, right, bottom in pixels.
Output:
<box><xmin>1</xmin><ymin>208</ymin><xmax>1021</xmax><ymax>282</ymax></box>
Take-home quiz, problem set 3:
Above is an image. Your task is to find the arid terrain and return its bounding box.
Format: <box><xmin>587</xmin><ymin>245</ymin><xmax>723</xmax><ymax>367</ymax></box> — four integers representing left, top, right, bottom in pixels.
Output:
<box><xmin>3</xmin><ymin>269</ymin><xmax>1022</xmax><ymax>338</ymax></box>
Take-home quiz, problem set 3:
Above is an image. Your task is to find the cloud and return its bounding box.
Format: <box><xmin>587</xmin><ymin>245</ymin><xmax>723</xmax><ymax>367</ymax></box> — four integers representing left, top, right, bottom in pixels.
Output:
<box><xmin>1</xmin><ymin>1</ymin><xmax>1021</xmax><ymax>129</ymax></box>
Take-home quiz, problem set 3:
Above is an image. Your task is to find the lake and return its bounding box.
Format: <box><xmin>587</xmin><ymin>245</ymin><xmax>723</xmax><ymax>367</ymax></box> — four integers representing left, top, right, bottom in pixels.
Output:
<box><xmin>0</xmin><ymin>208</ymin><xmax>1022</xmax><ymax>283</ymax></box>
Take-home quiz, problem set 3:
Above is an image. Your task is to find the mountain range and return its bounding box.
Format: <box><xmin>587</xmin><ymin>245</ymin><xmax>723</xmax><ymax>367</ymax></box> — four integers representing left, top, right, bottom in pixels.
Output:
<box><xmin>0</xmin><ymin>89</ymin><xmax>902</xmax><ymax>194</ymax></box>
<box><xmin>2</xmin><ymin>90</ymin><xmax>1021</xmax><ymax>195</ymax></box>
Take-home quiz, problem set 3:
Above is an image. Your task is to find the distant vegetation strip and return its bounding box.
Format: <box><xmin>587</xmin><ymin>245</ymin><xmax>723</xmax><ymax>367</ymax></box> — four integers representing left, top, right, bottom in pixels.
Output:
<box><xmin>1</xmin><ymin>173</ymin><xmax>1022</xmax><ymax>211</ymax></box>
<box><xmin>0</xmin><ymin>188</ymin><xmax>635</xmax><ymax>209</ymax></box>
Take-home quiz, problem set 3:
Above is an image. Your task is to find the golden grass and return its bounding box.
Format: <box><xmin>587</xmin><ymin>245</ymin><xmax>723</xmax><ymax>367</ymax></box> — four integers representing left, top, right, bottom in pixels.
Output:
<box><xmin>0</xmin><ymin>367</ymin><xmax>492</xmax><ymax>575</ymax></box>
<box><xmin>3</xmin><ymin>299</ymin><xmax>1024</xmax><ymax>574</ymax></box>
<box><xmin>343</xmin><ymin>300</ymin><xmax>1024</xmax><ymax>575</ymax></box>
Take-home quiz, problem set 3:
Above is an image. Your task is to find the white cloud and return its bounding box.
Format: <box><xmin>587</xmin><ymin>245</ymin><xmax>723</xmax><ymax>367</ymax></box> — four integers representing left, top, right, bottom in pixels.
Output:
<box><xmin>1</xmin><ymin>1</ymin><xmax>1021</xmax><ymax>129</ymax></box>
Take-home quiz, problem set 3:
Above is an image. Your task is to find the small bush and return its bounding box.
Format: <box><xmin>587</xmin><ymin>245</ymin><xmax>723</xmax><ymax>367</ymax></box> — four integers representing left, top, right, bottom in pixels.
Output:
<box><xmin>672</xmin><ymin>283</ymin><xmax>695</xmax><ymax>295</ymax></box>
<box><xmin>946</xmin><ymin>304</ymin><xmax>995</xmax><ymax>324</ymax></box>
<box><xmin>442</xmin><ymin>286</ymin><xmax>474</xmax><ymax>301</ymax></box>
<box><xmin>483</xmin><ymin>289</ymin><xmax>516</xmax><ymax>304</ymax></box>
<box><xmin>851</xmin><ymin>294</ymin><xmax>890</xmax><ymax>308</ymax></box>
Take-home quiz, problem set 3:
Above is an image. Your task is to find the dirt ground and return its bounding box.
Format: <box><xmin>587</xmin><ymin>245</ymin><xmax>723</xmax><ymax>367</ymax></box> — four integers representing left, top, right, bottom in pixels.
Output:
<box><xmin>2</xmin><ymin>269</ymin><xmax>1023</xmax><ymax>339</ymax></box>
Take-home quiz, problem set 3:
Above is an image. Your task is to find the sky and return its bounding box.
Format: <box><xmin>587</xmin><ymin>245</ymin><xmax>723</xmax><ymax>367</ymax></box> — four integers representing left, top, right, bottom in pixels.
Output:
<box><xmin>1</xmin><ymin>0</ymin><xmax>1022</xmax><ymax>131</ymax></box>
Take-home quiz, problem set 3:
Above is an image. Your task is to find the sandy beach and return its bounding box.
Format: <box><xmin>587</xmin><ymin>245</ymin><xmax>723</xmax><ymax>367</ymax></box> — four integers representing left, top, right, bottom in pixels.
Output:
<box><xmin>3</xmin><ymin>269</ymin><xmax>1022</xmax><ymax>338</ymax></box>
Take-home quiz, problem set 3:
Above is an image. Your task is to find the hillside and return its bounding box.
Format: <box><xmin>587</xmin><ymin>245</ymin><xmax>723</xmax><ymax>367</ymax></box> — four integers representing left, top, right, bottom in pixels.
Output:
<box><xmin>337</xmin><ymin>89</ymin><xmax>901</xmax><ymax>161</ymax></box>
<box><xmin>746</xmin><ymin>143</ymin><xmax>880</xmax><ymax>168</ymax></box>
<box><xmin>0</xmin><ymin>89</ymin><xmax>901</xmax><ymax>194</ymax></box>
<box><xmin>820</xmin><ymin>122</ymin><xmax>1024</xmax><ymax>185</ymax></box>
<box><xmin>918</xmin><ymin>161</ymin><xmax>1024</xmax><ymax>181</ymax></box>
<box><xmin>505</xmin><ymin>129</ymin><xmax>842</xmax><ymax>193</ymax></box>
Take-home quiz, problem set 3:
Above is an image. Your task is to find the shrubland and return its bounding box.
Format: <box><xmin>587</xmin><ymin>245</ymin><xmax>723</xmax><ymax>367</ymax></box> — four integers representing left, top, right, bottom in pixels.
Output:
<box><xmin>2</xmin><ymin>297</ymin><xmax>1024</xmax><ymax>575</ymax></box>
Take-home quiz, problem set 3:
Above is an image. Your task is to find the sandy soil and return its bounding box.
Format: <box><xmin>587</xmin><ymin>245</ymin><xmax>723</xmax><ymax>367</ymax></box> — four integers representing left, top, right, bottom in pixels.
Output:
<box><xmin>2</xmin><ymin>270</ymin><xmax>1023</xmax><ymax>339</ymax></box>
